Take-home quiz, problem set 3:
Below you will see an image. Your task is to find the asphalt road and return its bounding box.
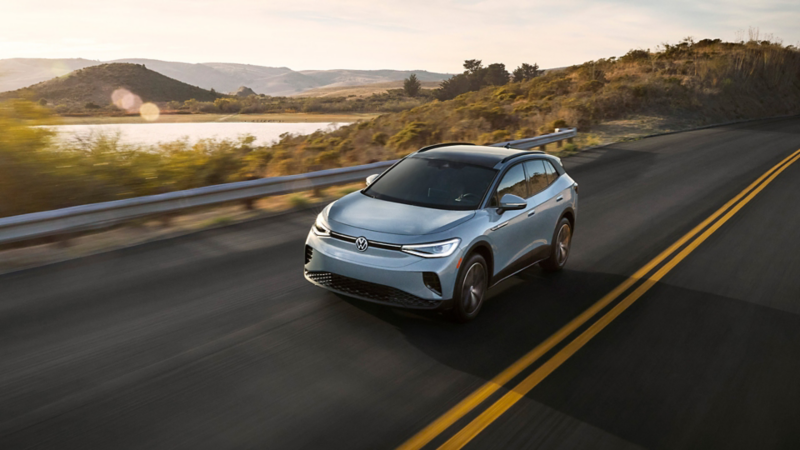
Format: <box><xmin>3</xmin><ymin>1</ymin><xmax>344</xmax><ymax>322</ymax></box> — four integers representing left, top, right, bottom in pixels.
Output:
<box><xmin>1</xmin><ymin>117</ymin><xmax>799</xmax><ymax>449</ymax></box>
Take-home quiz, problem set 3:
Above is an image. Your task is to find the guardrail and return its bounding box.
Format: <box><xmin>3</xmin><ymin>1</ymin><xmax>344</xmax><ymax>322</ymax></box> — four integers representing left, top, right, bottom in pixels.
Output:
<box><xmin>491</xmin><ymin>127</ymin><xmax>576</xmax><ymax>150</ymax></box>
<box><xmin>0</xmin><ymin>129</ymin><xmax>577</xmax><ymax>245</ymax></box>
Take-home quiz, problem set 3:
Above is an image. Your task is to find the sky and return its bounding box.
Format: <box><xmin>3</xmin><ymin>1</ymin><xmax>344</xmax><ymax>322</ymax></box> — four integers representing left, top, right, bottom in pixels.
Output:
<box><xmin>2</xmin><ymin>0</ymin><xmax>799</xmax><ymax>72</ymax></box>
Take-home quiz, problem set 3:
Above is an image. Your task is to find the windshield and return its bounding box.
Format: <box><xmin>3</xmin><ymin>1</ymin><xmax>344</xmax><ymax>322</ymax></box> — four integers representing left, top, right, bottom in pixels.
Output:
<box><xmin>363</xmin><ymin>157</ymin><xmax>497</xmax><ymax>210</ymax></box>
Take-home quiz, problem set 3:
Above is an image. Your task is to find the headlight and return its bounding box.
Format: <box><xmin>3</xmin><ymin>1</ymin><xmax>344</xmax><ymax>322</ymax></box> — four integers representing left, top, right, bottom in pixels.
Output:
<box><xmin>312</xmin><ymin>214</ymin><xmax>330</xmax><ymax>236</ymax></box>
<box><xmin>401</xmin><ymin>238</ymin><xmax>460</xmax><ymax>258</ymax></box>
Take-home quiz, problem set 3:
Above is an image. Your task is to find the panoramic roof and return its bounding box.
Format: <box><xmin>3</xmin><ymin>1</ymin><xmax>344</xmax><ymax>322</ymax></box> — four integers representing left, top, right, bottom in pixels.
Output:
<box><xmin>412</xmin><ymin>145</ymin><xmax>530</xmax><ymax>168</ymax></box>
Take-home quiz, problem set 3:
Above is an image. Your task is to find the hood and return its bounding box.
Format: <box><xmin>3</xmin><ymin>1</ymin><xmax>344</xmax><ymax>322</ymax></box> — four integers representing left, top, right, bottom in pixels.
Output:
<box><xmin>328</xmin><ymin>192</ymin><xmax>475</xmax><ymax>236</ymax></box>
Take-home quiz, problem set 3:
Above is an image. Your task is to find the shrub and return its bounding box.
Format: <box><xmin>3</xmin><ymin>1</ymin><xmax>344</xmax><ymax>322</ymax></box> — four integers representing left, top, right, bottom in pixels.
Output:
<box><xmin>389</xmin><ymin>121</ymin><xmax>439</xmax><ymax>150</ymax></box>
<box><xmin>578</xmin><ymin>80</ymin><xmax>604</xmax><ymax>92</ymax></box>
<box><xmin>371</xmin><ymin>132</ymin><xmax>388</xmax><ymax>145</ymax></box>
<box><xmin>561</xmin><ymin>143</ymin><xmax>578</xmax><ymax>153</ymax></box>
<box><xmin>620</xmin><ymin>49</ymin><xmax>650</xmax><ymax>63</ymax></box>
<box><xmin>288</xmin><ymin>194</ymin><xmax>310</xmax><ymax>208</ymax></box>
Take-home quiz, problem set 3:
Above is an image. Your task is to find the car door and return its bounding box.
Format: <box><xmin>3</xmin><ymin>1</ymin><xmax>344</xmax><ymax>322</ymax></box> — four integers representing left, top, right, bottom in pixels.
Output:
<box><xmin>527</xmin><ymin>159</ymin><xmax>565</xmax><ymax>248</ymax></box>
<box><xmin>486</xmin><ymin>162</ymin><xmax>535</xmax><ymax>280</ymax></box>
<box><xmin>521</xmin><ymin>159</ymin><xmax>555</xmax><ymax>262</ymax></box>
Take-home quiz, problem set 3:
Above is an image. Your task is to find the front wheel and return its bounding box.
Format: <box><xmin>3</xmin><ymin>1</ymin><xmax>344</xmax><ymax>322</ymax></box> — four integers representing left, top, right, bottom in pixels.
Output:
<box><xmin>448</xmin><ymin>253</ymin><xmax>488</xmax><ymax>322</ymax></box>
<box><xmin>541</xmin><ymin>218</ymin><xmax>572</xmax><ymax>271</ymax></box>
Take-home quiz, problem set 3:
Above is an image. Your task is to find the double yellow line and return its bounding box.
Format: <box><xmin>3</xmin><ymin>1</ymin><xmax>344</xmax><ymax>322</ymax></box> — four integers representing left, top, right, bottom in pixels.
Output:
<box><xmin>400</xmin><ymin>148</ymin><xmax>800</xmax><ymax>450</ymax></box>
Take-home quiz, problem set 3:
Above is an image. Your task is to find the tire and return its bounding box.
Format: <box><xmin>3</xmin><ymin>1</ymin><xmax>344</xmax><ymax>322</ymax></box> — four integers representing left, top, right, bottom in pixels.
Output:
<box><xmin>448</xmin><ymin>253</ymin><xmax>489</xmax><ymax>322</ymax></box>
<box><xmin>541</xmin><ymin>217</ymin><xmax>572</xmax><ymax>271</ymax></box>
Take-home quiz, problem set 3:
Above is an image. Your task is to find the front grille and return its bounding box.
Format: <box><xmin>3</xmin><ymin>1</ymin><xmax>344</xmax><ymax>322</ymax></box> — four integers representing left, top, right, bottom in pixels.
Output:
<box><xmin>305</xmin><ymin>271</ymin><xmax>439</xmax><ymax>309</ymax></box>
<box><xmin>305</xmin><ymin>245</ymin><xmax>313</xmax><ymax>265</ymax></box>
<box><xmin>330</xmin><ymin>231</ymin><xmax>402</xmax><ymax>251</ymax></box>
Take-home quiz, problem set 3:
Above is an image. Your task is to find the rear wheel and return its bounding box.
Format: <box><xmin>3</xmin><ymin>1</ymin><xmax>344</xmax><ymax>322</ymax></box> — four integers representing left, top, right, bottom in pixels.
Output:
<box><xmin>448</xmin><ymin>253</ymin><xmax>488</xmax><ymax>322</ymax></box>
<box><xmin>541</xmin><ymin>218</ymin><xmax>572</xmax><ymax>271</ymax></box>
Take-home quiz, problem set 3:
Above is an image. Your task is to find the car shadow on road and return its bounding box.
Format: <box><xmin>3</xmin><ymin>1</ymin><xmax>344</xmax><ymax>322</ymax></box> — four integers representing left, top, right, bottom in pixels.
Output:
<box><xmin>344</xmin><ymin>269</ymin><xmax>800</xmax><ymax>449</ymax></box>
<box><xmin>340</xmin><ymin>266</ymin><xmax>628</xmax><ymax>381</ymax></box>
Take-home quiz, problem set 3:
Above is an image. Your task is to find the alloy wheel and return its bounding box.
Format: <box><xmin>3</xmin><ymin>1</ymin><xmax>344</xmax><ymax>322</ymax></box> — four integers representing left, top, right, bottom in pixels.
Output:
<box><xmin>461</xmin><ymin>262</ymin><xmax>487</xmax><ymax>314</ymax></box>
<box><xmin>556</xmin><ymin>223</ymin><xmax>572</xmax><ymax>266</ymax></box>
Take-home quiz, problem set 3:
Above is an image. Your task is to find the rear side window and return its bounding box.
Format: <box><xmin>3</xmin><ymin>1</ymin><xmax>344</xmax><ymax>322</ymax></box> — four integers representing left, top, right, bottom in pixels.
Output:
<box><xmin>494</xmin><ymin>163</ymin><xmax>527</xmax><ymax>204</ymax></box>
<box><xmin>543</xmin><ymin>160</ymin><xmax>559</xmax><ymax>184</ymax></box>
<box><xmin>524</xmin><ymin>160</ymin><xmax>549</xmax><ymax>197</ymax></box>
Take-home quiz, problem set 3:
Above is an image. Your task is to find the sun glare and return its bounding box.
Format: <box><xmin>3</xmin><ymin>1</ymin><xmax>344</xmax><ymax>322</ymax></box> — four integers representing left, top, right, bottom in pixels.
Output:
<box><xmin>139</xmin><ymin>102</ymin><xmax>160</xmax><ymax>121</ymax></box>
<box><xmin>111</xmin><ymin>88</ymin><xmax>142</xmax><ymax>112</ymax></box>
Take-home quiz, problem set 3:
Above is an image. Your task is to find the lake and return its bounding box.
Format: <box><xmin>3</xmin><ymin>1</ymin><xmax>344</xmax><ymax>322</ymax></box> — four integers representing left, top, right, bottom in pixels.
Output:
<box><xmin>44</xmin><ymin>122</ymin><xmax>350</xmax><ymax>146</ymax></box>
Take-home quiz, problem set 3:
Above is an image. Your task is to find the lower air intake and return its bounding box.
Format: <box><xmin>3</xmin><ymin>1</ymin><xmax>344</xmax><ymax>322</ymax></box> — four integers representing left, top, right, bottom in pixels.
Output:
<box><xmin>305</xmin><ymin>271</ymin><xmax>439</xmax><ymax>309</ymax></box>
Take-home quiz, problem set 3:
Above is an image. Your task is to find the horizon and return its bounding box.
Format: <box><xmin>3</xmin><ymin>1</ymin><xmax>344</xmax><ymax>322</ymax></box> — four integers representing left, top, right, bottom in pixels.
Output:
<box><xmin>3</xmin><ymin>1</ymin><xmax>799</xmax><ymax>73</ymax></box>
<box><xmin>0</xmin><ymin>57</ymin><xmax>451</xmax><ymax>74</ymax></box>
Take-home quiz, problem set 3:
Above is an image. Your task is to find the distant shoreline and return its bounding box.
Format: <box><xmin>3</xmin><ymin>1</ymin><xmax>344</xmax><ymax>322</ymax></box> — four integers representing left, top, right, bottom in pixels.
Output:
<box><xmin>37</xmin><ymin>112</ymin><xmax>380</xmax><ymax>126</ymax></box>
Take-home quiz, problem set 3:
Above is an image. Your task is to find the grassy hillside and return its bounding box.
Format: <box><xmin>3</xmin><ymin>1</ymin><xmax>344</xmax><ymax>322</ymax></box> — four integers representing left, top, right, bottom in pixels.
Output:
<box><xmin>261</xmin><ymin>39</ymin><xmax>800</xmax><ymax>174</ymax></box>
<box><xmin>0</xmin><ymin>63</ymin><xmax>223</xmax><ymax>106</ymax></box>
<box><xmin>292</xmin><ymin>80</ymin><xmax>440</xmax><ymax>98</ymax></box>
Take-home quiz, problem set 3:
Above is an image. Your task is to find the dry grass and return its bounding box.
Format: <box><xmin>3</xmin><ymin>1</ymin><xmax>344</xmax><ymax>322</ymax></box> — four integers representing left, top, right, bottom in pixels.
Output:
<box><xmin>292</xmin><ymin>81</ymin><xmax>439</xmax><ymax>98</ymax></box>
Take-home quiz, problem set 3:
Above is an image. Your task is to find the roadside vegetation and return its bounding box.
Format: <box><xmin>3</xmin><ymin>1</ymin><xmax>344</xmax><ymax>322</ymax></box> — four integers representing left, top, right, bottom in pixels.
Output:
<box><xmin>2</xmin><ymin>37</ymin><xmax>799</xmax><ymax>219</ymax></box>
<box><xmin>178</xmin><ymin>87</ymin><xmax>436</xmax><ymax>115</ymax></box>
<box><xmin>264</xmin><ymin>38</ymin><xmax>800</xmax><ymax>171</ymax></box>
<box><xmin>0</xmin><ymin>101</ymin><xmax>267</xmax><ymax>218</ymax></box>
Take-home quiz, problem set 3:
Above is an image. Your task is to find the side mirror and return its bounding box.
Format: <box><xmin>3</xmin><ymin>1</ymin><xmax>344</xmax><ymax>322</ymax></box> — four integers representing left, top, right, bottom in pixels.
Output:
<box><xmin>497</xmin><ymin>194</ymin><xmax>526</xmax><ymax>214</ymax></box>
<box><xmin>366</xmin><ymin>174</ymin><xmax>379</xmax><ymax>186</ymax></box>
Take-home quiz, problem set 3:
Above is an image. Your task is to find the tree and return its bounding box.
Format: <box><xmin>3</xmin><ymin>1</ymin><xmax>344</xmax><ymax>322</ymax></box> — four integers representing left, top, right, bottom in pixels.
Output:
<box><xmin>512</xmin><ymin>63</ymin><xmax>543</xmax><ymax>82</ymax></box>
<box><xmin>463</xmin><ymin>59</ymin><xmax>483</xmax><ymax>74</ymax></box>
<box><xmin>403</xmin><ymin>74</ymin><xmax>421</xmax><ymax>97</ymax></box>
<box><xmin>38</xmin><ymin>98</ymin><xmax>48</xmax><ymax>106</ymax></box>
<box><xmin>484</xmin><ymin>63</ymin><xmax>510</xmax><ymax>86</ymax></box>
<box><xmin>435</xmin><ymin>73</ymin><xmax>471</xmax><ymax>101</ymax></box>
<box><xmin>435</xmin><ymin>59</ymin><xmax>511</xmax><ymax>101</ymax></box>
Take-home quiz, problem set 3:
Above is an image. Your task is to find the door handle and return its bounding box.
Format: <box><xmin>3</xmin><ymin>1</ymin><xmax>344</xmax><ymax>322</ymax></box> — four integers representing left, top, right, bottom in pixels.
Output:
<box><xmin>556</xmin><ymin>196</ymin><xmax>564</xmax><ymax>202</ymax></box>
<box><xmin>491</xmin><ymin>221</ymin><xmax>508</xmax><ymax>231</ymax></box>
<box><xmin>527</xmin><ymin>209</ymin><xmax>536</xmax><ymax>217</ymax></box>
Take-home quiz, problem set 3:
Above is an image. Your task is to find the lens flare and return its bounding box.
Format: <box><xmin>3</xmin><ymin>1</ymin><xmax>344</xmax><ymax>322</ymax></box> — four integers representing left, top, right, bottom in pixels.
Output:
<box><xmin>139</xmin><ymin>103</ymin><xmax>160</xmax><ymax>121</ymax></box>
<box><xmin>111</xmin><ymin>88</ymin><xmax>143</xmax><ymax>112</ymax></box>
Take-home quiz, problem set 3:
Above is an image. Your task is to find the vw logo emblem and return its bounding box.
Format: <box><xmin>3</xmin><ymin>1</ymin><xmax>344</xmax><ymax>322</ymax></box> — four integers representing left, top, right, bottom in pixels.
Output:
<box><xmin>355</xmin><ymin>237</ymin><xmax>369</xmax><ymax>252</ymax></box>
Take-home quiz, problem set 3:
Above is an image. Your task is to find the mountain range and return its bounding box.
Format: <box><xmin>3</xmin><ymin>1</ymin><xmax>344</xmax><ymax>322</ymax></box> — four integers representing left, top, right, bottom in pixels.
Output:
<box><xmin>0</xmin><ymin>58</ymin><xmax>451</xmax><ymax>96</ymax></box>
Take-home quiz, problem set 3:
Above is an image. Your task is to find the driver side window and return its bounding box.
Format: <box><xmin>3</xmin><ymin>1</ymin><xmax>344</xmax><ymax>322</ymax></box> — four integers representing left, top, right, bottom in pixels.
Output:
<box><xmin>491</xmin><ymin>163</ymin><xmax>527</xmax><ymax>206</ymax></box>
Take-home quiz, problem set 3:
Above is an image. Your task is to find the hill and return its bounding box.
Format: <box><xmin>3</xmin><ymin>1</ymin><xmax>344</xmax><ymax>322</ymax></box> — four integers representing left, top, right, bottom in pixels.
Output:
<box><xmin>260</xmin><ymin>39</ymin><xmax>800</xmax><ymax>174</ymax></box>
<box><xmin>0</xmin><ymin>58</ymin><xmax>452</xmax><ymax>96</ymax></box>
<box><xmin>230</xmin><ymin>86</ymin><xmax>257</xmax><ymax>97</ymax></box>
<box><xmin>0</xmin><ymin>63</ymin><xmax>222</xmax><ymax>106</ymax></box>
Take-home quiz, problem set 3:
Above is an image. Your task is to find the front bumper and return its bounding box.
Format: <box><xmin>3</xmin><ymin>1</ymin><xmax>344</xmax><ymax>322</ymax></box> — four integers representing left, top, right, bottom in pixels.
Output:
<box><xmin>304</xmin><ymin>231</ymin><xmax>462</xmax><ymax>310</ymax></box>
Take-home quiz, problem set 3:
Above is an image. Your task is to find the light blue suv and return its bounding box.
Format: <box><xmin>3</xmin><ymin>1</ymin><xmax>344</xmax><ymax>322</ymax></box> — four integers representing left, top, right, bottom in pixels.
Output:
<box><xmin>304</xmin><ymin>143</ymin><xmax>578</xmax><ymax>321</ymax></box>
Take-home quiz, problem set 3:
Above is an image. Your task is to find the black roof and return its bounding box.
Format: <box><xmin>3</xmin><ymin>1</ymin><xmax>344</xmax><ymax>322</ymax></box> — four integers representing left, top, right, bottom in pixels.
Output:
<box><xmin>411</xmin><ymin>145</ymin><xmax>541</xmax><ymax>168</ymax></box>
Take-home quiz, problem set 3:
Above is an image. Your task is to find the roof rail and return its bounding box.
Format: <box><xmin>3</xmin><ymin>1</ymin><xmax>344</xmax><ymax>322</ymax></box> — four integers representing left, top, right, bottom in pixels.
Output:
<box><xmin>416</xmin><ymin>142</ymin><xmax>475</xmax><ymax>153</ymax></box>
<box><xmin>500</xmin><ymin>150</ymin><xmax>546</xmax><ymax>163</ymax></box>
